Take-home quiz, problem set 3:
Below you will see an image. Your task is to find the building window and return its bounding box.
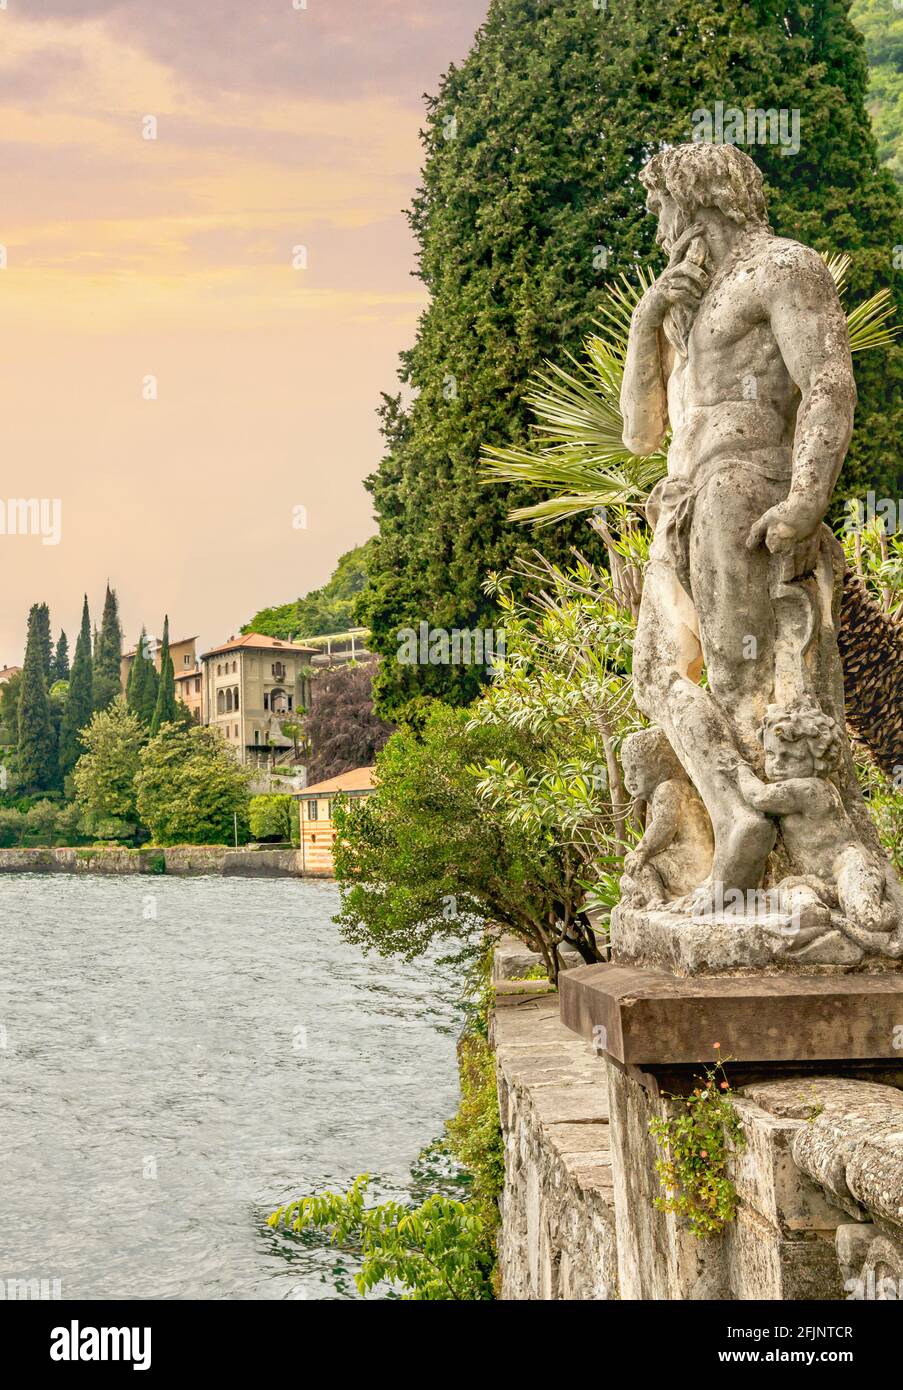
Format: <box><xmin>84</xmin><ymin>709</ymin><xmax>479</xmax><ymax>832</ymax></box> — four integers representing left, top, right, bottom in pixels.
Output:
<box><xmin>254</xmin><ymin>730</ymin><xmax>260</xmax><ymax>746</ymax></box>
<box><xmin>232</xmin><ymin>660</ymin><xmax>237</xmax><ymax>673</ymax></box>
<box><xmin>307</xmin><ymin>800</ymin><xmax>318</xmax><ymax>821</ymax></box>
<box><xmin>217</xmin><ymin>690</ymin><xmax>225</xmax><ymax>715</ymax></box>
<box><xmin>184</xmin><ymin>655</ymin><xmax>191</xmax><ymax>666</ymax></box>
<box><xmin>234</xmin><ymin>687</ymin><xmax>240</xmax><ymax>711</ymax></box>
<box><xmin>287</xmin><ymin>695</ymin><xmax>293</xmax><ymax>712</ymax></box>
<box><xmin>194</xmin><ymin>677</ymin><xmax>200</xmax><ymax>693</ymax></box>
<box><xmin>226</xmin><ymin>688</ymin><xmax>233</xmax><ymax>713</ymax></box>
<box><xmin>263</xmin><ymin>691</ymin><xmax>269</xmax><ymax>711</ymax></box>
<box><xmin>234</xmin><ymin>724</ymin><xmax>239</xmax><ymax>738</ymax></box>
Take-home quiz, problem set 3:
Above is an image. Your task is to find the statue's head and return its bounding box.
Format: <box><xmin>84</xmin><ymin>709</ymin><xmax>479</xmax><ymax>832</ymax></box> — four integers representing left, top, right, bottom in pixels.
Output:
<box><xmin>759</xmin><ymin>705</ymin><xmax>843</xmax><ymax>780</ymax></box>
<box><xmin>640</xmin><ymin>143</ymin><xmax>770</xmax><ymax>255</ymax></box>
<box><xmin>622</xmin><ymin>726</ymin><xmax>685</xmax><ymax>799</ymax></box>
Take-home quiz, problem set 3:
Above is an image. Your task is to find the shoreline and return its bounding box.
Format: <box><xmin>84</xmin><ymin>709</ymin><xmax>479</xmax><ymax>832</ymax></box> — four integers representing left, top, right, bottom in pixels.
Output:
<box><xmin>0</xmin><ymin>845</ymin><xmax>333</xmax><ymax>878</ymax></box>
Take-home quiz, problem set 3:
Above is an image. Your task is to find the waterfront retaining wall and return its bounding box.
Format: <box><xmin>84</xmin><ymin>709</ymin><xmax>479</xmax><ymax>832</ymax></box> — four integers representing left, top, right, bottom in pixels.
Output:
<box><xmin>0</xmin><ymin>845</ymin><xmax>330</xmax><ymax>877</ymax></box>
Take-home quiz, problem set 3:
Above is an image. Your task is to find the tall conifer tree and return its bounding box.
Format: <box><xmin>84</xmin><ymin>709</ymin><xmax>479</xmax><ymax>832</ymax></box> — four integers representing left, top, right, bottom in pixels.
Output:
<box><xmin>17</xmin><ymin>606</ymin><xmax>55</xmax><ymax>790</ymax></box>
<box><xmin>51</xmin><ymin>630</ymin><xmax>70</xmax><ymax>684</ymax></box>
<box><xmin>127</xmin><ymin>629</ymin><xmax>159</xmax><ymax>725</ymax></box>
<box><xmin>150</xmin><ymin>616</ymin><xmax>178</xmax><ymax>734</ymax></box>
<box><xmin>362</xmin><ymin>0</ymin><xmax>903</xmax><ymax>716</ymax></box>
<box><xmin>93</xmin><ymin>584</ymin><xmax>123</xmax><ymax>712</ymax></box>
<box><xmin>59</xmin><ymin>596</ymin><xmax>94</xmax><ymax>778</ymax></box>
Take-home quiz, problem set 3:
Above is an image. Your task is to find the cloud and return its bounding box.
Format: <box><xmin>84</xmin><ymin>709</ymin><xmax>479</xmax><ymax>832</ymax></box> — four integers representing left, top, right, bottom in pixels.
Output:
<box><xmin>14</xmin><ymin>0</ymin><xmax>489</xmax><ymax>100</ymax></box>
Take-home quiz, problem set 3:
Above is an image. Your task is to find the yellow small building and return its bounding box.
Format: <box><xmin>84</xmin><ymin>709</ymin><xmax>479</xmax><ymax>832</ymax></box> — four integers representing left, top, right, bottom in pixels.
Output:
<box><xmin>298</xmin><ymin>766</ymin><xmax>375</xmax><ymax>875</ymax></box>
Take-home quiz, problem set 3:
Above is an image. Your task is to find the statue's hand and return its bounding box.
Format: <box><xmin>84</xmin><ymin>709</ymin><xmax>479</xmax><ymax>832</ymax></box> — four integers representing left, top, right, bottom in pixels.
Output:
<box><xmin>746</xmin><ymin>497</ymin><xmax>823</xmax><ymax>577</ymax></box>
<box><xmin>638</xmin><ymin>224</ymin><xmax>708</xmax><ymax>328</ymax></box>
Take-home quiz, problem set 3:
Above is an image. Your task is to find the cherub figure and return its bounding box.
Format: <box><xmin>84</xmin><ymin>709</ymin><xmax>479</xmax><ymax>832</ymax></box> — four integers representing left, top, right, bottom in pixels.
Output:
<box><xmin>726</xmin><ymin>705</ymin><xmax>903</xmax><ymax>956</ymax></box>
<box><xmin>620</xmin><ymin>727</ymin><xmax>713</xmax><ymax>907</ymax></box>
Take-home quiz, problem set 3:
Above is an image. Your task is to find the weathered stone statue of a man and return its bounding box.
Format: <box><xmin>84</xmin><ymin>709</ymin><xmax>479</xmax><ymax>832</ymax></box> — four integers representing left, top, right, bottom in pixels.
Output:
<box><xmin>619</xmin><ymin>141</ymin><xmax>902</xmax><ymax>963</ymax></box>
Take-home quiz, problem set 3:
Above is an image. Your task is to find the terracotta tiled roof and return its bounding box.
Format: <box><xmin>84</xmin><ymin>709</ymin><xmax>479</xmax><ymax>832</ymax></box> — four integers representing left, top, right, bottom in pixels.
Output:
<box><xmin>201</xmin><ymin>633</ymin><xmax>318</xmax><ymax>659</ymax></box>
<box><xmin>0</xmin><ymin>665</ymin><xmax>22</xmax><ymax>681</ymax></box>
<box><xmin>303</xmin><ymin>766</ymin><xmax>376</xmax><ymax>796</ymax></box>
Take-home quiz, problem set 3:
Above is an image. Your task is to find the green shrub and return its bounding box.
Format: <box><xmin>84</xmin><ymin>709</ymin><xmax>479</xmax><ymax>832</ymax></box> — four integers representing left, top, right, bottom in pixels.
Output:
<box><xmin>649</xmin><ymin>1051</ymin><xmax>746</xmax><ymax>1239</ymax></box>
<box><xmin>248</xmin><ymin>794</ymin><xmax>292</xmax><ymax>842</ymax></box>
<box><xmin>269</xmin><ymin>1176</ymin><xmax>493</xmax><ymax>1300</ymax></box>
<box><xmin>0</xmin><ymin>807</ymin><xmax>25</xmax><ymax>847</ymax></box>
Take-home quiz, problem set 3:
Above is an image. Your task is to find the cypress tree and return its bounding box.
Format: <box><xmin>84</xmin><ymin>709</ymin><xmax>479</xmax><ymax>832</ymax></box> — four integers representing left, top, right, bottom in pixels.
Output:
<box><xmin>93</xmin><ymin>583</ymin><xmax>123</xmax><ymax>711</ymax></box>
<box><xmin>127</xmin><ymin>629</ymin><xmax>159</xmax><ymax>725</ymax></box>
<box><xmin>51</xmin><ymin>630</ymin><xmax>69</xmax><ymax>684</ymax></box>
<box><xmin>27</xmin><ymin>602</ymin><xmax>52</xmax><ymax>684</ymax></box>
<box><xmin>59</xmin><ymin>596</ymin><xmax>93</xmax><ymax>778</ymax></box>
<box><xmin>362</xmin><ymin>0</ymin><xmax>903</xmax><ymax>717</ymax></box>
<box><xmin>150</xmin><ymin>616</ymin><xmax>178</xmax><ymax>734</ymax></box>
<box><xmin>17</xmin><ymin>606</ymin><xmax>55</xmax><ymax>790</ymax></box>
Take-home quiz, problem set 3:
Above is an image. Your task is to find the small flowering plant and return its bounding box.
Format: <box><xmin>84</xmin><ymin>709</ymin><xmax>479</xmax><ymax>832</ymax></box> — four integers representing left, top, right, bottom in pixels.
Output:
<box><xmin>648</xmin><ymin>1045</ymin><xmax>746</xmax><ymax>1239</ymax></box>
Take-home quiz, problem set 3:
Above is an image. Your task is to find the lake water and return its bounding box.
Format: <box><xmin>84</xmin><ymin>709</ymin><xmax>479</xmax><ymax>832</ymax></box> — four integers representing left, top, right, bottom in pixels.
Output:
<box><xmin>0</xmin><ymin>874</ymin><xmax>462</xmax><ymax>1300</ymax></box>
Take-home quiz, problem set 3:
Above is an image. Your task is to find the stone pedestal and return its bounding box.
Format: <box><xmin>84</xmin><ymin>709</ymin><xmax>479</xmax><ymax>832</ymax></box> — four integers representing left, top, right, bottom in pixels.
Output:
<box><xmin>611</xmin><ymin>903</ymin><xmax>901</xmax><ymax>975</ymax></box>
<box><xmin>560</xmin><ymin>960</ymin><xmax>903</xmax><ymax>1298</ymax></box>
<box><xmin>560</xmin><ymin>961</ymin><xmax>903</xmax><ymax>1065</ymax></box>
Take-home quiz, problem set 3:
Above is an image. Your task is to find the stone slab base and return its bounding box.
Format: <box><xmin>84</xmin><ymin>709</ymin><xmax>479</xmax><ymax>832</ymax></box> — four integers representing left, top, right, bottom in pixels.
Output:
<box><xmin>611</xmin><ymin>904</ymin><xmax>902</xmax><ymax>976</ymax></box>
<box><xmin>559</xmin><ymin>962</ymin><xmax>903</xmax><ymax>1064</ymax></box>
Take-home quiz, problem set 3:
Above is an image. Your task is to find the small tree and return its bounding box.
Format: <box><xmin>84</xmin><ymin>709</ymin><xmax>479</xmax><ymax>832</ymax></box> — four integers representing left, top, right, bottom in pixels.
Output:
<box><xmin>72</xmin><ymin>703</ymin><xmax>145</xmax><ymax>826</ymax></box>
<box><xmin>333</xmin><ymin>702</ymin><xmax>599</xmax><ymax>980</ymax></box>
<box><xmin>55</xmin><ymin>803</ymin><xmax>83</xmax><ymax>846</ymax></box>
<box><xmin>26</xmin><ymin>799</ymin><xmax>58</xmax><ymax>846</ymax></box>
<box><xmin>135</xmin><ymin>723</ymin><xmax>250</xmax><ymax>845</ymax></box>
<box><xmin>0</xmin><ymin>807</ymin><xmax>25</xmax><ymax>847</ymax></box>
<box><xmin>248</xmin><ymin>794</ymin><xmax>292</xmax><ymax>842</ymax></box>
<box><xmin>304</xmin><ymin>663</ymin><xmax>392</xmax><ymax>783</ymax></box>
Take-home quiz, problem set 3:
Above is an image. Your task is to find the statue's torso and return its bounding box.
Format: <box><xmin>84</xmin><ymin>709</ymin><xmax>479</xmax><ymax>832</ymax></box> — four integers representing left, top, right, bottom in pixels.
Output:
<box><xmin>665</xmin><ymin>239</ymin><xmax>801</xmax><ymax>483</ymax></box>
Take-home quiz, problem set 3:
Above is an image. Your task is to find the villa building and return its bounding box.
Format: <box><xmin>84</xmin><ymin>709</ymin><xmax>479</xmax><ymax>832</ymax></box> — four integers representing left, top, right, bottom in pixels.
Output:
<box><xmin>297</xmin><ymin>766</ymin><xmax>375</xmax><ymax>875</ymax></box>
<box><xmin>121</xmin><ymin>635</ymin><xmax>200</xmax><ymax>694</ymax></box>
<box><xmin>174</xmin><ymin>662</ymin><xmax>204</xmax><ymax>722</ymax></box>
<box><xmin>200</xmin><ymin>633</ymin><xmax>317</xmax><ymax>766</ymax></box>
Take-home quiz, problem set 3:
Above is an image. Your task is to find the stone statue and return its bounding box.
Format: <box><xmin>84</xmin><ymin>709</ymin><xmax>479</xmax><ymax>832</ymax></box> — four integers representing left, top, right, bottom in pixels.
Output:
<box><xmin>618</xmin><ymin>141</ymin><xmax>902</xmax><ymax>967</ymax></box>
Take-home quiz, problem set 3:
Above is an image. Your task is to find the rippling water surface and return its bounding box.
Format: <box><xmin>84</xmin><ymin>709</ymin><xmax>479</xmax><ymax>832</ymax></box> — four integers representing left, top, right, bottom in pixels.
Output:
<box><xmin>0</xmin><ymin>874</ymin><xmax>462</xmax><ymax>1299</ymax></box>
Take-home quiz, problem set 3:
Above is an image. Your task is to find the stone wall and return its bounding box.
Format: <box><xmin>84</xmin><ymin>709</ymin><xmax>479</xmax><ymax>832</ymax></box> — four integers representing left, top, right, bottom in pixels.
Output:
<box><xmin>492</xmin><ymin>940</ymin><xmax>618</xmax><ymax>1299</ymax></box>
<box><xmin>492</xmin><ymin>944</ymin><xmax>903</xmax><ymax>1300</ymax></box>
<box><xmin>0</xmin><ymin>845</ymin><xmax>323</xmax><ymax>877</ymax></box>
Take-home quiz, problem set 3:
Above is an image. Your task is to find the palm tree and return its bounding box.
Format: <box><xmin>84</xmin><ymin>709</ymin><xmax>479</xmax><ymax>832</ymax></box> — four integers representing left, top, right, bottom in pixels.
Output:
<box><xmin>482</xmin><ymin>256</ymin><xmax>903</xmax><ymax>775</ymax></box>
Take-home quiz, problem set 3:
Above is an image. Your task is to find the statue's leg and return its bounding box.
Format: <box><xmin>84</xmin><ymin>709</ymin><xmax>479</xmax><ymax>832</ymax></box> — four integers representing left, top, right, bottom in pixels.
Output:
<box><xmin>689</xmin><ymin>471</ymin><xmax>785</xmax><ymax>761</ymax></box>
<box><xmin>633</xmin><ymin>554</ymin><xmax>774</xmax><ymax>896</ymax></box>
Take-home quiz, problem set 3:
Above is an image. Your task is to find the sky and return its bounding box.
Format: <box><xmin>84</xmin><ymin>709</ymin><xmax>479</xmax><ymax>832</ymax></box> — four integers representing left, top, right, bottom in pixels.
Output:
<box><xmin>0</xmin><ymin>0</ymin><xmax>489</xmax><ymax>664</ymax></box>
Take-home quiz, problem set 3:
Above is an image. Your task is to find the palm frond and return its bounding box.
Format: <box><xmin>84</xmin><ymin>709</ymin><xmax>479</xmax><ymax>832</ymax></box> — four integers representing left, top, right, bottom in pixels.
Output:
<box><xmin>845</xmin><ymin>287</ymin><xmax>899</xmax><ymax>354</ymax></box>
<box><xmin>483</xmin><ymin>253</ymin><xmax>898</xmax><ymax>529</ymax></box>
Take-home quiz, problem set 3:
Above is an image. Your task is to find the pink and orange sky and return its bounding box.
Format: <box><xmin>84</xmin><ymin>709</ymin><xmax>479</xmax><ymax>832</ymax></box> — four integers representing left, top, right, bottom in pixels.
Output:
<box><xmin>0</xmin><ymin>0</ymin><xmax>488</xmax><ymax>663</ymax></box>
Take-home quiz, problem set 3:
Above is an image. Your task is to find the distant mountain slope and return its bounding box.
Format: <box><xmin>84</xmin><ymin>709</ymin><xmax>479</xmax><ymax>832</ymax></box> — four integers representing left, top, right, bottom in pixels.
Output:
<box><xmin>242</xmin><ymin>540</ymin><xmax>373</xmax><ymax>641</ymax></box>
